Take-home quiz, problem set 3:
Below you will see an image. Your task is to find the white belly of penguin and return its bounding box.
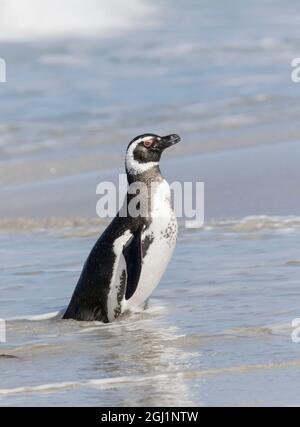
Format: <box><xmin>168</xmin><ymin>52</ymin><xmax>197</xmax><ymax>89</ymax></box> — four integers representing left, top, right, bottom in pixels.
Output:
<box><xmin>123</xmin><ymin>180</ymin><xmax>177</xmax><ymax>313</ymax></box>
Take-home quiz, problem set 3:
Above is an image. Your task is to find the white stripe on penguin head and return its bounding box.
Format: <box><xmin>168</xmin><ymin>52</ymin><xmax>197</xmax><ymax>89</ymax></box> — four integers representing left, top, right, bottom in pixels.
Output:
<box><xmin>125</xmin><ymin>138</ymin><xmax>159</xmax><ymax>175</ymax></box>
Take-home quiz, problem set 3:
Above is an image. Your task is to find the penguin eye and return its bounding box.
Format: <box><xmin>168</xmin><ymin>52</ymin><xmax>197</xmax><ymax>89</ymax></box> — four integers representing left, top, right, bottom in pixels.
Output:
<box><xmin>143</xmin><ymin>138</ymin><xmax>154</xmax><ymax>148</ymax></box>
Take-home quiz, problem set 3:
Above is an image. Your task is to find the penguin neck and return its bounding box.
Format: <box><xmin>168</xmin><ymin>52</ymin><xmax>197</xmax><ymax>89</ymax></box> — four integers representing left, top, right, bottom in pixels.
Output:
<box><xmin>126</xmin><ymin>165</ymin><xmax>163</xmax><ymax>185</ymax></box>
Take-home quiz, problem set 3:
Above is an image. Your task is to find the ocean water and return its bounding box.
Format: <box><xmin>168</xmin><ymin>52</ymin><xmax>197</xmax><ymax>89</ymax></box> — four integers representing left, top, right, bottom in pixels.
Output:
<box><xmin>1</xmin><ymin>0</ymin><xmax>300</xmax><ymax>407</ymax></box>
<box><xmin>1</xmin><ymin>217</ymin><xmax>300</xmax><ymax>406</ymax></box>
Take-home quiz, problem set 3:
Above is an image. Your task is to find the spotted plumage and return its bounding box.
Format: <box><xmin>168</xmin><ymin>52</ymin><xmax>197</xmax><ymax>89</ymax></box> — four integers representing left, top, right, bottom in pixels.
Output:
<box><xmin>63</xmin><ymin>133</ymin><xmax>180</xmax><ymax>322</ymax></box>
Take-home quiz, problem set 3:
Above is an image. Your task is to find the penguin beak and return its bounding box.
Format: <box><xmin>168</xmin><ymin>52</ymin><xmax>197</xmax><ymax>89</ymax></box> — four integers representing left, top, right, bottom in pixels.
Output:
<box><xmin>158</xmin><ymin>134</ymin><xmax>181</xmax><ymax>150</ymax></box>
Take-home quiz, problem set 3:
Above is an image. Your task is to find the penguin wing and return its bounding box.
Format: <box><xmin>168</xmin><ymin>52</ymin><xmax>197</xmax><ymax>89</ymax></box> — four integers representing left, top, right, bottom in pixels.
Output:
<box><xmin>64</xmin><ymin>212</ymin><xmax>145</xmax><ymax>322</ymax></box>
<box><xmin>123</xmin><ymin>226</ymin><xmax>143</xmax><ymax>300</ymax></box>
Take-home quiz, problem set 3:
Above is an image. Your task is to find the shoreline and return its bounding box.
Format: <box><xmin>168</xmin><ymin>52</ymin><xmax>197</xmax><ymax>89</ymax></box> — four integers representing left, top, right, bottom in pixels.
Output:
<box><xmin>0</xmin><ymin>139</ymin><xmax>299</xmax><ymax>220</ymax></box>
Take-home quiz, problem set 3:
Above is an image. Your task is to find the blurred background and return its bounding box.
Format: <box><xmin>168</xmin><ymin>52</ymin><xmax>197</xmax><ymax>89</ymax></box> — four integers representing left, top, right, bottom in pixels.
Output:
<box><xmin>1</xmin><ymin>0</ymin><xmax>300</xmax><ymax>407</ymax></box>
<box><xmin>0</xmin><ymin>0</ymin><xmax>299</xmax><ymax>219</ymax></box>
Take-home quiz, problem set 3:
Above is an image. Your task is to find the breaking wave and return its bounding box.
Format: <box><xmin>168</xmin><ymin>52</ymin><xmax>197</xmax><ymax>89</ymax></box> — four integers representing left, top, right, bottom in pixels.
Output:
<box><xmin>0</xmin><ymin>217</ymin><xmax>105</xmax><ymax>234</ymax></box>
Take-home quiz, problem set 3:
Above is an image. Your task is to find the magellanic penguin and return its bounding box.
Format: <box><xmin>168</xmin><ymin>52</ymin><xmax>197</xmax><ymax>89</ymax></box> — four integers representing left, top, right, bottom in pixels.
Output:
<box><xmin>63</xmin><ymin>133</ymin><xmax>181</xmax><ymax>322</ymax></box>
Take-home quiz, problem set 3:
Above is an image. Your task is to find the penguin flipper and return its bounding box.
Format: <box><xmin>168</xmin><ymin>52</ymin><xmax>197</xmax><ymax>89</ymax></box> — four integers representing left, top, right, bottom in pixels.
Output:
<box><xmin>123</xmin><ymin>227</ymin><xmax>143</xmax><ymax>300</ymax></box>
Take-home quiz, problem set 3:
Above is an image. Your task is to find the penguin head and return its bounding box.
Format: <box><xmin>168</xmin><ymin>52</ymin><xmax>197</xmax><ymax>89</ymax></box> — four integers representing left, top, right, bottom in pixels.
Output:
<box><xmin>125</xmin><ymin>133</ymin><xmax>181</xmax><ymax>175</ymax></box>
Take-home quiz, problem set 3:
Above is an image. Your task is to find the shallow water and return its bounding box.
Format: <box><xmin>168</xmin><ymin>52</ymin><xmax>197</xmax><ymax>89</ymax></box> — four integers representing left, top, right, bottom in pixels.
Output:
<box><xmin>1</xmin><ymin>217</ymin><xmax>300</xmax><ymax>406</ymax></box>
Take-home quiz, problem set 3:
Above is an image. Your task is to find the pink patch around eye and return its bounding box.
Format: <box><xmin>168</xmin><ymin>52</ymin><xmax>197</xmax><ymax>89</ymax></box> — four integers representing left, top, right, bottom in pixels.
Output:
<box><xmin>144</xmin><ymin>138</ymin><xmax>153</xmax><ymax>147</ymax></box>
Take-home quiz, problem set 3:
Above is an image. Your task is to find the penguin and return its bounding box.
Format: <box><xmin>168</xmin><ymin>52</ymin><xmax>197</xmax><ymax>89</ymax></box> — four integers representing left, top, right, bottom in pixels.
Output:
<box><xmin>63</xmin><ymin>133</ymin><xmax>181</xmax><ymax>323</ymax></box>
